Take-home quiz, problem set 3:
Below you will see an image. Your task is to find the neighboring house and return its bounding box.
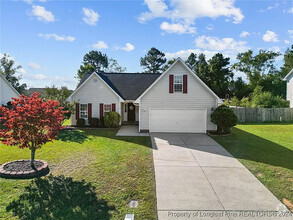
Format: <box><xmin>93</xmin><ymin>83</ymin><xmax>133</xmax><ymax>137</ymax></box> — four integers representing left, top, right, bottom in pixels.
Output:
<box><xmin>0</xmin><ymin>74</ymin><xmax>20</xmax><ymax>106</ymax></box>
<box><xmin>284</xmin><ymin>69</ymin><xmax>293</xmax><ymax>108</ymax></box>
<box><xmin>67</xmin><ymin>58</ymin><xmax>222</xmax><ymax>133</ymax></box>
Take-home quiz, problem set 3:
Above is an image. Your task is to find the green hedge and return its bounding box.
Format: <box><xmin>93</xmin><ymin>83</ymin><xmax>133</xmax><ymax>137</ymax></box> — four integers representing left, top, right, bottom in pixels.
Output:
<box><xmin>104</xmin><ymin>112</ymin><xmax>120</xmax><ymax>128</ymax></box>
<box><xmin>77</xmin><ymin>118</ymin><xmax>85</xmax><ymax>127</ymax></box>
<box><xmin>89</xmin><ymin>118</ymin><xmax>99</xmax><ymax>127</ymax></box>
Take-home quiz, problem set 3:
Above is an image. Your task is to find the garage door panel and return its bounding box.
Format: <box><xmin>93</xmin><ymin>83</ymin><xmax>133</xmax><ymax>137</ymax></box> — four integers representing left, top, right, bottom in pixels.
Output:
<box><xmin>150</xmin><ymin>109</ymin><xmax>206</xmax><ymax>133</ymax></box>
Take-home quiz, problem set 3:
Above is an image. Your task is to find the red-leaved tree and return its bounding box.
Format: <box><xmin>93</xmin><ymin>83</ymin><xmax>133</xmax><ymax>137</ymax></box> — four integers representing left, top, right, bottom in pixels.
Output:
<box><xmin>0</xmin><ymin>93</ymin><xmax>65</xmax><ymax>168</ymax></box>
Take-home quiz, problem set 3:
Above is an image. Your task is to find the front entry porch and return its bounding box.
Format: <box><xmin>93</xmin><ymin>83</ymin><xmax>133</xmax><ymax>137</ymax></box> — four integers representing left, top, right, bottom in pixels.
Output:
<box><xmin>121</xmin><ymin>102</ymin><xmax>139</xmax><ymax>123</ymax></box>
<box><xmin>116</xmin><ymin>125</ymin><xmax>149</xmax><ymax>137</ymax></box>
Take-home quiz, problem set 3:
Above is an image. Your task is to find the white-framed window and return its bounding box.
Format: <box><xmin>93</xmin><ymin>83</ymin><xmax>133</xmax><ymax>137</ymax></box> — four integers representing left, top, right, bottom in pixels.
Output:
<box><xmin>174</xmin><ymin>75</ymin><xmax>183</xmax><ymax>92</ymax></box>
<box><xmin>104</xmin><ymin>104</ymin><xmax>112</xmax><ymax>114</ymax></box>
<box><xmin>80</xmin><ymin>104</ymin><xmax>88</xmax><ymax>119</ymax></box>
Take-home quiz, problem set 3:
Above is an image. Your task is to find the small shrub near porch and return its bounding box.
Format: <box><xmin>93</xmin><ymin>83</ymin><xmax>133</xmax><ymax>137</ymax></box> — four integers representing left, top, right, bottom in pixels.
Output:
<box><xmin>104</xmin><ymin>112</ymin><xmax>121</xmax><ymax>128</ymax></box>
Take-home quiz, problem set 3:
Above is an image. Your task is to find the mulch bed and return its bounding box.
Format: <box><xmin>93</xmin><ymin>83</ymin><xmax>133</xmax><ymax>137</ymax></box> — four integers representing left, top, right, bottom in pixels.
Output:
<box><xmin>0</xmin><ymin>160</ymin><xmax>49</xmax><ymax>179</ymax></box>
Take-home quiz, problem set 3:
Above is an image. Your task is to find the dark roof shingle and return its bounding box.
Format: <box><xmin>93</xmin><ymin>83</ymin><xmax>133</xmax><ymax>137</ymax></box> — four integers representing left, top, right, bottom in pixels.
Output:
<box><xmin>78</xmin><ymin>73</ymin><xmax>160</xmax><ymax>100</ymax></box>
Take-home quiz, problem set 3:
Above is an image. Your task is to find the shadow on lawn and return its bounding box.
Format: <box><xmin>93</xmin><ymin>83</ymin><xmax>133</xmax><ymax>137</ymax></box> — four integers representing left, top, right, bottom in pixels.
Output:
<box><xmin>213</xmin><ymin>127</ymin><xmax>293</xmax><ymax>170</ymax></box>
<box><xmin>84</xmin><ymin>128</ymin><xmax>153</xmax><ymax>149</ymax></box>
<box><xmin>57</xmin><ymin>130</ymin><xmax>89</xmax><ymax>144</ymax></box>
<box><xmin>6</xmin><ymin>175</ymin><xmax>115</xmax><ymax>220</ymax></box>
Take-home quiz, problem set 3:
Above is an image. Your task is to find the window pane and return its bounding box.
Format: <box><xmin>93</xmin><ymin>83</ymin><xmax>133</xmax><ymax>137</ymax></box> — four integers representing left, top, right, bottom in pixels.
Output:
<box><xmin>104</xmin><ymin>104</ymin><xmax>112</xmax><ymax>112</ymax></box>
<box><xmin>80</xmin><ymin>104</ymin><xmax>88</xmax><ymax>119</ymax></box>
<box><xmin>174</xmin><ymin>75</ymin><xmax>182</xmax><ymax>83</ymax></box>
<box><xmin>174</xmin><ymin>84</ymin><xmax>182</xmax><ymax>92</ymax></box>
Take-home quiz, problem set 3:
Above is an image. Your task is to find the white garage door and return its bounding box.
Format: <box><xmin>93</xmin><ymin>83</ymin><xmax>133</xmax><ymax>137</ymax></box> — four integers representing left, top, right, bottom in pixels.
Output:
<box><xmin>149</xmin><ymin>109</ymin><xmax>207</xmax><ymax>133</ymax></box>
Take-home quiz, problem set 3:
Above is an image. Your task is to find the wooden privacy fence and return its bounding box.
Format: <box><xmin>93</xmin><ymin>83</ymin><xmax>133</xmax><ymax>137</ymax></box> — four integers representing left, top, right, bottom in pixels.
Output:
<box><xmin>231</xmin><ymin>107</ymin><xmax>293</xmax><ymax>123</ymax></box>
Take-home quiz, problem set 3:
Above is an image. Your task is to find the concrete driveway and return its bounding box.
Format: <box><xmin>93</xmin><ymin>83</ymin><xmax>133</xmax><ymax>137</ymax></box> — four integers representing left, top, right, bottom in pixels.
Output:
<box><xmin>151</xmin><ymin>133</ymin><xmax>292</xmax><ymax>220</ymax></box>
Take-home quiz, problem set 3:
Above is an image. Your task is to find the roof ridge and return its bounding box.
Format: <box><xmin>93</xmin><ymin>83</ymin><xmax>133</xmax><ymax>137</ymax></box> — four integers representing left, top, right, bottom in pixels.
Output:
<box><xmin>95</xmin><ymin>72</ymin><xmax>161</xmax><ymax>75</ymax></box>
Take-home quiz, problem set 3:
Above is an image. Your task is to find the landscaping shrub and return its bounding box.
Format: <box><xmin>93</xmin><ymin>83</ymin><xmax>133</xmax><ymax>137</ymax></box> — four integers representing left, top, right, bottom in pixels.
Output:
<box><xmin>211</xmin><ymin>105</ymin><xmax>238</xmax><ymax>134</ymax></box>
<box><xmin>224</xmin><ymin>86</ymin><xmax>289</xmax><ymax>108</ymax></box>
<box><xmin>99</xmin><ymin>117</ymin><xmax>104</xmax><ymax>127</ymax></box>
<box><xmin>104</xmin><ymin>112</ymin><xmax>120</xmax><ymax>128</ymax></box>
<box><xmin>77</xmin><ymin>118</ymin><xmax>85</xmax><ymax>127</ymax></box>
<box><xmin>89</xmin><ymin>118</ymin><xmax>99</xmax><ymax>127</ymax></box>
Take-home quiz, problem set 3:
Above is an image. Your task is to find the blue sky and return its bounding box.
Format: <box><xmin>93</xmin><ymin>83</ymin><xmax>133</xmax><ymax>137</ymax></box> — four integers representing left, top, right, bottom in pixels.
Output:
<box><xmin>1</xmin><ymin>0</ymin><xmax>293</xmax><ymax>89</ymax></box>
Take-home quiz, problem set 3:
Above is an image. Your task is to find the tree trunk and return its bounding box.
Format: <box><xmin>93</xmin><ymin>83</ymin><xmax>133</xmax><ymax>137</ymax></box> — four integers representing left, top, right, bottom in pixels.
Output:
<box><xmin>31</xmin><ymin>142</ymin><xmax>36</xmax><ymax>169</ymax></box>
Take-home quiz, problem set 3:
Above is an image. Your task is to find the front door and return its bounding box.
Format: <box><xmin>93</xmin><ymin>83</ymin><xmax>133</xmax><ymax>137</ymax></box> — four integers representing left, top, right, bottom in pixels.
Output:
<box><xmin>127</xmin><ymin>103</ymin><xmax>135</xmax><ymax>121</ymax></box>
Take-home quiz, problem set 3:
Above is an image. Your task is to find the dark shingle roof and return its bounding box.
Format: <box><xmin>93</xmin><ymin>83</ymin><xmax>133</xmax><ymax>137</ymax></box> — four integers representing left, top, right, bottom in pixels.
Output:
<box><xmin>24</xmin><ymin>88</ymin><xmax>45</xmax><ymax>97</ymax></box>
<box><xmin>78</xmin><ymin>73</ymin><xmax>161</xmax><ymax>100</ymax></box>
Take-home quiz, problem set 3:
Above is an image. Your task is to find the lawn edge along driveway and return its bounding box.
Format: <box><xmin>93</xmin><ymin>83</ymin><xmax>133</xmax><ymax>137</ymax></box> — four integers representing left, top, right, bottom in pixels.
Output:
<box><xmin>151</xmin><ymin>133</ymin><xmax>290</xmax><ymax>220</ymax></box>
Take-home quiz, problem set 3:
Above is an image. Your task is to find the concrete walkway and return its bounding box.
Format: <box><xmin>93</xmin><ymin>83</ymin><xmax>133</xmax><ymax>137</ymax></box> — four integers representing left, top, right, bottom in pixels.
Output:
<box><xmin>151</xmin><ymin>133</ymin><xmax>292</xmax><ymax>220</ymax></box>
<box><xmin>116</xmin><ymin>125</ymin><xmax>149</xmax><ymax>136</ymax></box>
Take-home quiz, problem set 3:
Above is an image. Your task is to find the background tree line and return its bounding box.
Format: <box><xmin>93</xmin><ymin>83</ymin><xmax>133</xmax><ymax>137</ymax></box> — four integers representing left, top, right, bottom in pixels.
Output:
<box><xmin>1</xmin><ymin>44</ymin><xmax>292</xmax><ymax>109</ymax></box>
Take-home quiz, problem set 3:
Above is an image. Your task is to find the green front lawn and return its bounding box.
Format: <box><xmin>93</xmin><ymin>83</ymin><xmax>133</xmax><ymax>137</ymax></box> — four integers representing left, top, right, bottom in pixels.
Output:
<box><xmin>0</xmin><ymin>129</ymin><xmax>157</xmax><ymax>219</ymax></box>
<box><xmin>212</xmin><ymin>123</ymin><xmax>293</xmax><ymax>211</ymax></box>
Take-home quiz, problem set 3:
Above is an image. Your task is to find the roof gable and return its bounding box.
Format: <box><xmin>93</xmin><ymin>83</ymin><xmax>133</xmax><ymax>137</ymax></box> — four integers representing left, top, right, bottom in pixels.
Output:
<box><xmin>284</xmin><ymin>69</ymin><xmax>293</xmax><ymax>81</ymax></box>
<box><xmin>67</xmin><ymin>73</ymin><xmax>124</xmax><ymax>102</ymax></box>
<box><xmin>134</xmin><ymin>58</ymin><xmax>222</xmax><ymax>103</ymax></box>
<box><xmin>0</xmin><ymin>74</ymin><xmax>20</xmax><ymax>96</ymax></box>
<box><xmin>72</xmin><ymin>72</ymin><xmax>160</xmax><ymax>101</ymax></box>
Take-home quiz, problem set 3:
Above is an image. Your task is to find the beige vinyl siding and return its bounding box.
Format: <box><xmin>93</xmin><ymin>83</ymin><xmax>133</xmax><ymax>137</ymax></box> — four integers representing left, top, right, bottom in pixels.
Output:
<box><xmin>287</xmin><ymin>74</ymin><xmax>293</xmax><ymax>108</ymax></box>
<box><xmin>0</xmin><ymin>76</ymin><xmax>20</xmax><ymax>105</ymax></box>
<box><xmin>140</xmin><ymin>61</ymin><xmax>217</xmax><ymax>131</ymax></box>
<box><xmin>70</xmin><ymin>74</ymin><xmax>120</xmax><ymax>125</ymax></box>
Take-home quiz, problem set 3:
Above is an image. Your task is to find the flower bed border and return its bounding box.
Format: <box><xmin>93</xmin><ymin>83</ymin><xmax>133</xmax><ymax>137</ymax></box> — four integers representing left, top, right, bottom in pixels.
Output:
<box><xmin>0</xmin><ymin>159</ymin><xmax>49</xmax><ymax>179</ymax></box>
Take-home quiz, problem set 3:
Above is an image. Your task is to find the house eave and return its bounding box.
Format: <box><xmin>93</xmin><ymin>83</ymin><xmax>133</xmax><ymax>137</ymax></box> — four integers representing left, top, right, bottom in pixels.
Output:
<box><xmin>283</xmin><ymin>69</ymin><xmax>293</xmax><ymax>81</ymax></box>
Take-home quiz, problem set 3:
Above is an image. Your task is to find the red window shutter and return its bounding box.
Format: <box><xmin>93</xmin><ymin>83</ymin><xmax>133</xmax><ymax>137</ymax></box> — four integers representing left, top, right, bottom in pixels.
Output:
<box><xmin>169</xmin><ymin>75</ymin><xmax>174</xmax><ymax>93</ymax></box>
<box><xmin>183</xmin><ymin>75</ymin><xmax>187</xmax><ymax>93</ymax></box>
<box><xmin>75</xmin><ymin>103</ymin><xmax>79</xmax><ymax>120</ymax></box>
<box><xmin>112</xmin><ymin>103</ymin><xmax>116</xmax><ymax>112</ymax></box>
<box><xmin>99</xmin><ymin>103</ymin><xmax>104</xmax><ymax>118</ymax></box>
<box><xmin>88</xmin><ymin>103</ymin><xmax>92</xmax><ymax>119</ymax></box>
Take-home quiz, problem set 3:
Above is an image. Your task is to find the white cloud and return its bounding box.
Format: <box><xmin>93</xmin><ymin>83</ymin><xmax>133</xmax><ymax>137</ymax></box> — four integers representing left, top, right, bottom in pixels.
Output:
<box><xmin>288</xmin><ymin>29</ymin><xmax>293</xmax><ymax>38</ymax></box>
<box><xmin>165</xmin><ymin>49</ymin><xmax>219</xmax><ymax>61</ymax></box>
<box><xmin>82</xmin><ymin>8</ymin><xmax>99</xmax><ymax>26</ymax></box>
<box><xmin>22</xmin><ymin>73</ymin><xmax>77</xmax><ymax>89</ymax></box>
<box><xmin>92</xmin><ymin>41</ymin><xmax>108</xmax><ymax>49</ymax></box>
<box><xmin>17</xmin><ymin>68</ymin><xmax>26</xmax><ymax>75</ymax></box>
<box><xmin>38</xmin><ymin>33</ymin><xmax>75</xmax><ymax>42</ymax></box>
<box><xmin>284</xmin><ymin>40</ymin><xmax>291</xmax><ymax>44</ymax></box>
<box><xmin>28</xmin><ymin>62</ymin><xmax>41</xmax><ymax>69</ymax></box>
<box><xmin>139</xmin><ymin>0</ymin><xmax>244</xmax><ymax>32</ymax></box>
<box><xmin>206</xmin><ymin>24</ymin><xmax>213</xmax><ymax>31</ymax></box>
<box><xmin>240</xmin><ymin>31</ymin><xmax>250</xmax><ymax>38</ymax></box>
<box><xmin>165</xmin><ymin>35</ymin><xmax>250</xmax><ymax>63</ymax></box>
<box><xmin>138</xmin><ymin>0</ymin><xmax>169</xmax><ymax>23</ymax></box>
<box><xmin>160</xmin><ymin>22</ymin><xmax>196</xmax><ymax>34</ymax></box>
<box><xmin>267</xmin><ymin>3</ymin><xmax>279</xmax><ymax>10</ymax></box>
<box><xmin>194</xmin><ymin>35</ymin><xmax>249</xmax><ymax>53</ymax></box>
<box><xmin>120</xmin><ymin>43</ymin><xmax>135</xmax><ymax>51</ymax></box>
<box><xmin>34</xmin><ymin>74</ymin><xmax>47</xmax><ymax>80</ymax></box>
<box><xmin>31</xmin><ymin>5</ymin><xmax>55</xmax><ymax>22</ymax></box>
<box><xmin>287</xmin><ymin>7</ymin><xmax>293</xmax><ymax>13</ymax></box>
<box><xmin>268</xmin><ymin>46</ymin><xmax>281</xmax><ymax>52</ymax></box>
<box><xmin>262</xmin><ymin>30</ymin><xmax>279</xmax><ymax>42</ymax></box>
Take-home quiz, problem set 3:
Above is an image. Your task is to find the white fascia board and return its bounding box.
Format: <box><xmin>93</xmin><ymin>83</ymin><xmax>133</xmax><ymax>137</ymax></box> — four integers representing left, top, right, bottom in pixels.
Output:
<box><xmin>283</xmin><ymin>69</ymin><xmax>293</xmax><ymax>81</ymax></box>
<box><xmin>0</xmin><ymin>74</ymin><xmax>20</xmax><ymax>97</ymax></box>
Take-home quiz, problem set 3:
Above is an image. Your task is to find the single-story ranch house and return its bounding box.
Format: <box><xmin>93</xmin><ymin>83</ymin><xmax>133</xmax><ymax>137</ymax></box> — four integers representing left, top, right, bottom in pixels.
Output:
<box><xmin>0</xmin><ymin>74</ymin><xmax>20</xmax><ymax>106</ymax></box>
<box><xmin>284</xmin><ymin>68</ymin><xmax>293</xmax><ymax>108</ymax></box>
<box><xmin>67</xmin><ymin>58</ymin><xmax>222</xmax><ymax>133</ymax></box>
